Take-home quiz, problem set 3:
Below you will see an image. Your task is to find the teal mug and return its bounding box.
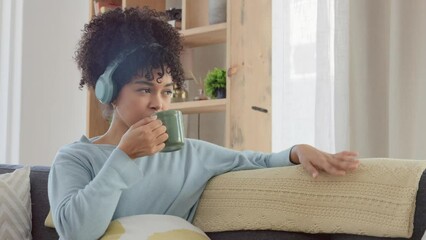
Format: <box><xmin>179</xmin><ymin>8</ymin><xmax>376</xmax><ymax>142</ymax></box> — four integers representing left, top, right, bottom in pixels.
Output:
<box><xmin>155</xmin><ymin>110</ymin><xmax>185</xmax><ymax>152</ymax></box>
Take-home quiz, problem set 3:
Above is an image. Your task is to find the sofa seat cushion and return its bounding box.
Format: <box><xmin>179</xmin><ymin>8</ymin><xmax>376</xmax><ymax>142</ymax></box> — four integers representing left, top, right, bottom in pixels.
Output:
<box><xmin>207</xmin><ymin>230</ymin><xmax>330</xmax><ymax>240</ymax></box>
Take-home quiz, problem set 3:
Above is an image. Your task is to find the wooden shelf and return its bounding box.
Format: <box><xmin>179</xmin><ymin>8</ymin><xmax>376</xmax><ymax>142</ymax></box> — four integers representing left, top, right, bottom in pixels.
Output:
<box><xmin>169</xmin><ymin>99</ymin><xmax>226</xmax><ymax>114</ymax></box>
<box><xmin>181</xmin><ymin>23</ymin><xmax>227</xmax><ymax>48</ymax></box>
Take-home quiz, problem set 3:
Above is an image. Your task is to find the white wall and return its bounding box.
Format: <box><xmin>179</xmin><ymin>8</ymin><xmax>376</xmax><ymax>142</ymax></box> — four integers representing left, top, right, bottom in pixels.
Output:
<box><xmin>19</xmin><ymin>1</ymin><xmax>89</xmax><ymax>166</ymax></box>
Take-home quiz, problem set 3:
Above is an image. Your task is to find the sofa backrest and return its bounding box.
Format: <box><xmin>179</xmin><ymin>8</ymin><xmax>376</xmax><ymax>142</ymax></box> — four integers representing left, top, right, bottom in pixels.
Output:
<box><xmin>0</xmin><ymin>164</ymin><xmax>425</xmax><ymax>240</ymax></box>
<box><xmin>0</xmin><ymin>164</ymin><xmax>59</xmax><ymax>240</ymax></box>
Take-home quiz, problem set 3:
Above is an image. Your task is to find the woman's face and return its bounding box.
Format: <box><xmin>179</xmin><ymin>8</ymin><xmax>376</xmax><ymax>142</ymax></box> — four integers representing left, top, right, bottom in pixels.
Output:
<box><xmin>113</xmin><ymin>69</ymin><xmax>174</xmax><ymax>127</ymax></box>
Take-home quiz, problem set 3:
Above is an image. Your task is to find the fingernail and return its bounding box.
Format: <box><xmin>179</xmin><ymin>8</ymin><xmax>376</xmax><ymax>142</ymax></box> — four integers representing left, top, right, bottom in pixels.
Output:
<box><xmin>151</xmin><ymin>115</ymin><xmax>157</xmax><ymax>119</ymax></box>
<box><xmin>312</xmin><ymin>172</ymin><xmax>318</xmax><ymax>178</ymax></box>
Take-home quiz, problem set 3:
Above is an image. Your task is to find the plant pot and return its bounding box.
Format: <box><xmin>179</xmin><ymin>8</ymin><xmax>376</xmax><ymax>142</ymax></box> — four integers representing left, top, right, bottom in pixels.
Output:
<box><xmin>215</xmin><ymin>88</ymin><xmax>226</xmax><ymax>99</ymax></box>
<box><xmin>208</xmin><ymin>0</ymin><xmax>227</xmax><ymax>24</ymax></box>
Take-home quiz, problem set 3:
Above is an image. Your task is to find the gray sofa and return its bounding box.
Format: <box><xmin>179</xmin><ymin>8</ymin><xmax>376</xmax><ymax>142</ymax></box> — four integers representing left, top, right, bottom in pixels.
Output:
<box><xmin>0</xmin><ymin>164</ymin><xmax>425</xmax><ymax>240</ymax></box>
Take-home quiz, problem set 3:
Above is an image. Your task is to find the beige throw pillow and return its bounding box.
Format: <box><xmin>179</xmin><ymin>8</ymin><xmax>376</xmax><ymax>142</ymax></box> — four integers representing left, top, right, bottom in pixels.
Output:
<box><xmin>44</xmin><ymin>210</ymin><xmax>54</xmax><ymax>228</ymax></box>
<box><xmin>0</xmin><ymin>167</ymin><xmax>32</xmax><ymax>240</ymax></box>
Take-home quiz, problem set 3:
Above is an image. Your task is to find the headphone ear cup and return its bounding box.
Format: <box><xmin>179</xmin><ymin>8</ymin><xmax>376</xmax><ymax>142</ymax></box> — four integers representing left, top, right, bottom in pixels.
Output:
<box><xmin>94</xmin><ymin>45</ymin><xmax>143</xmax><ymax>104</ymax></box>
<box><xmin>95</xmin><ymin>71</ymin><xmax>116</xmax><ymax>104</ymax></box>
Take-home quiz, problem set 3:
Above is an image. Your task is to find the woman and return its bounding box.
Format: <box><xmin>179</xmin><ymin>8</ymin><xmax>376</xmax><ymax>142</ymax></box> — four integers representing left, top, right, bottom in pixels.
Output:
<box><xmin>48</xmin><ymin>7</ymin><xmax>359</xmax><ymax>240</ymax></box>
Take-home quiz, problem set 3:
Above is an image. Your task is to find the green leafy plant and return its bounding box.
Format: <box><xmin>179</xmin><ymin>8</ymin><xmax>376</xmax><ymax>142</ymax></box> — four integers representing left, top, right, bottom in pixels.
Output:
<box><xmin>204</xmin><ymin>68</ymin><xmax>226</xmax><ymax>99</ymax></box>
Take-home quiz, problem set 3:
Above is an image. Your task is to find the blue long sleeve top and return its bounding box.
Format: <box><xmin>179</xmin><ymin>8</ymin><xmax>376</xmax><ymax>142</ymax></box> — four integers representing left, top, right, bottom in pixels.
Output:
<box><xmin>48</xmin><ymin>135</ymin><xmax>294</xmax><ymax>240</ymax></box>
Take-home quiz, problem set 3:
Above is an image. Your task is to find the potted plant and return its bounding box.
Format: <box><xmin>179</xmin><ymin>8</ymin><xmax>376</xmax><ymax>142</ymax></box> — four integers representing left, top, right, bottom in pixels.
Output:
<box><xmin>204</xmin><ymin>68</ymin><xmax>226</xmax><ymax>99</ymax></box>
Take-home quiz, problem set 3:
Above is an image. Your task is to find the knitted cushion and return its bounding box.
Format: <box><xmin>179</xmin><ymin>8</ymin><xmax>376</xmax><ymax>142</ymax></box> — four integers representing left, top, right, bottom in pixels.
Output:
<box><xmin>193</xmin><ymin>158</ymin><xmax>426</xmax><ymax>238</ymax></box>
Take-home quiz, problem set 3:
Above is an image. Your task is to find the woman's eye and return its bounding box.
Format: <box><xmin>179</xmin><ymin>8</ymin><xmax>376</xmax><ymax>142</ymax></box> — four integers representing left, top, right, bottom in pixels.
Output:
<box><xmin>163</xmin><ymin>90</ymin><xmax>173</xmax><ymax>96</ymax></box>
<box><xmin>137</xmin><ymin>88</ymin><xmax>151</xmax><ymax>93</ymax></box>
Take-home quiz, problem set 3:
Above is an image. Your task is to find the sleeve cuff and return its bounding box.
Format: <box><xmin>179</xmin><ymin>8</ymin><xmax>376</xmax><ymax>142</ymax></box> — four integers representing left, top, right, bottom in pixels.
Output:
<box><xmin>269</xmin><ymin>146</ymin><xmax>297</xmax><ymax>167</ymax></box>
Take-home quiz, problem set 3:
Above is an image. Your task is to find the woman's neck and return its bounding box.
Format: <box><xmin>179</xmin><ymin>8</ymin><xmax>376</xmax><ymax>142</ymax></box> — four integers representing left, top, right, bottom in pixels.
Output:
<box><xmin>92</xmin><ymin>115</ymin><xmax>128</xmax><ymax>146</ymax></box>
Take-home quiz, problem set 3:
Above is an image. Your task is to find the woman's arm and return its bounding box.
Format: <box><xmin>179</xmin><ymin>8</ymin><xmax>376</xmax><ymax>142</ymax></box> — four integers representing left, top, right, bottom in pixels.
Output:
<box><xmin>191</xmin><ymin>140</ymin><xmax>359</xmax><ymax>178</ymax></box>
<box><xmin>189</xmin><ymin>139</ymin><xmax>294</xmax><ymax>176</ymax></box>
<box><xmin>48</xmin><ymin>147</ymin><xmax>142</xmax><ymax>240</ymax></box>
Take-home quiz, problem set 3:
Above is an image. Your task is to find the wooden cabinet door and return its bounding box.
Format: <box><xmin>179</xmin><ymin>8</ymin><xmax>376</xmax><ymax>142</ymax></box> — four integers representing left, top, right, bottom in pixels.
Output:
<box><xmin>227</xmin><ymin>0</ymin><xmax>272</xmax><ymax>152</ymax></box>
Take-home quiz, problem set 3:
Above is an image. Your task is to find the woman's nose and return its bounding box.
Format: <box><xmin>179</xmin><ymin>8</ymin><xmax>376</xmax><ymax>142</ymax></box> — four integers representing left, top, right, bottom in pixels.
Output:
<box><xmin>149</xmin><ymin>93</ymin><xmax>163</xmax><ymax>111</ymax></box>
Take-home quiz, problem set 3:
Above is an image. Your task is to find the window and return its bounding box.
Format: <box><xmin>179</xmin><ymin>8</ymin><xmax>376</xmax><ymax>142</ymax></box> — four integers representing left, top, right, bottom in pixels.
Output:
<box><xmin>273</xmin><ymin>0</ymin><xmax>335</xmax><ymax>152</ymax></box>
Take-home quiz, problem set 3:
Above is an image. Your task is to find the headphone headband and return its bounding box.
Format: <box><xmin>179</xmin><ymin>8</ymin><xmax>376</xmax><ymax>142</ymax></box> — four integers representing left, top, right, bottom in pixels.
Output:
<box><xmin>94</xmin><ymin>43</ymin><xmax>162</xmax><ymax>104</ymax></box>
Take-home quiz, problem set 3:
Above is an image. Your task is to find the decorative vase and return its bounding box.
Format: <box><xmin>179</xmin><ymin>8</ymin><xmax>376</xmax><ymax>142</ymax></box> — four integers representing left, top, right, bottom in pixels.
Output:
<box><xmin>194</xmin><ymin>89</ymin><xmax>209</xmax><ymax>101</ymax></box>
<box><xmin>172</xmin><ymin>84</ymin><xmax>188</xmax><ymax>103</ymax></box>
<box><xmin>215</xmin><ymin>88</ymin><xmax>226</xmax><ymax>99</ymax></box>
<box><xmin>208</xmin><ymin>0</ymin><xmax>227</xmax><ymax>24</ymax></box>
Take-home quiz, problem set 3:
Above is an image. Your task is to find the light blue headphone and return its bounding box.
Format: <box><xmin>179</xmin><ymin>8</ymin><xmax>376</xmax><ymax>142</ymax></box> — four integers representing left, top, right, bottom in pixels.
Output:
<box><xmin>95</xmin><ymin>46</ymin><xmax>141</xmax><ymax>104</ymax></box>
<box><xmin>95</xmin><ymin>48</ymin><xmax>138</xmax><ymax>104</ymax></box>
<box><xmin>95</xmin><ymin>43</ymin><xmax>163</xmax><ymax>104</ymax></box>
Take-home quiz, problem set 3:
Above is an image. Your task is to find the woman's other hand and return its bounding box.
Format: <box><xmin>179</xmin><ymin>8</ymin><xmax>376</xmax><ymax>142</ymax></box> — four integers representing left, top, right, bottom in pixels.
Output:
<box><xmin>118</xmin><ymin>115</ymin><xmax>168</xmax><ymax>159</ymax></box>
<box><xmin>290</xmin><ymin>144</ymin><xmax>359</xmax><ymax>178</ymax></box>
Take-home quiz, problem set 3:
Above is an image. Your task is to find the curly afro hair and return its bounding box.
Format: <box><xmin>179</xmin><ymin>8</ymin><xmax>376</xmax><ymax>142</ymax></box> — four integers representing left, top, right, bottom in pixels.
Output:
<box><xmin>75</xmin><ymin>7</ymin><xmax>184</xmax><ymax>97</ymax></box>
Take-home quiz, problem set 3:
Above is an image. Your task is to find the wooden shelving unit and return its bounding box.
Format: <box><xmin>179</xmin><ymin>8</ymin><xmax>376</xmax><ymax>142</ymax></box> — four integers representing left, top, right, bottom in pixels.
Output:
<box><xmin>86</xmin><ymin>0</ymin><xmax>232</xmax><ymax>148</ymax></box>
<box><xmin>180</xmin><ymin>23</ymin><xmax>227</xmax><ymax>48</ymax></box>
<box><xmin>169</xmin><ymin>99</ymin><xmax>226</xmax><ymax>114</ymax></box>
<box><xmin>86</xmin><ymin>0</ymin><xmax>273</xmax><ymax>151</ymax></box>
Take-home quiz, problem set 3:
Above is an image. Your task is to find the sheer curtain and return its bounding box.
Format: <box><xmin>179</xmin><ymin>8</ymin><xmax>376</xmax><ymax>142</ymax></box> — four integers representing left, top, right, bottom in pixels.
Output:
<box><xmin>335</xmin><ymin>0</ymin><xmax>426</xmax><ymax>159</ymax></box>
<box><xmin>273</xmin><ymin>0</ymin><xmax>426</xmax><ymax>159</ymax></box>
<box><xmin>0</xmin><ymin>0</ymin><xmax>23</xmax><ymax>164</ymax></box>
<box><xmin>272</xmin><ymin>0</ymin><xmax>335</xmax><ymax>153</ymax></box>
